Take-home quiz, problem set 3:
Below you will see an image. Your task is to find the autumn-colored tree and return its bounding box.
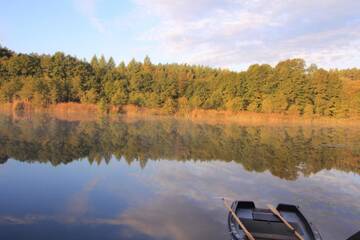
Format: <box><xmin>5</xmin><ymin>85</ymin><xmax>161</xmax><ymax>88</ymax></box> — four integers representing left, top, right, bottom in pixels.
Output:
<box><xmin>0</xmin><ymin>45</ymin><xmax>358</xmax><ymax>118</ymax></box>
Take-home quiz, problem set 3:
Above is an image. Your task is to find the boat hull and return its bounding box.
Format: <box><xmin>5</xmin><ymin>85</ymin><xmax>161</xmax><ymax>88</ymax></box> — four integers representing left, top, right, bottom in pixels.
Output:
<box><xmin>228</xmin><ymin>201</ymin><xmax>322</xmax><ymax>240</ymax></box>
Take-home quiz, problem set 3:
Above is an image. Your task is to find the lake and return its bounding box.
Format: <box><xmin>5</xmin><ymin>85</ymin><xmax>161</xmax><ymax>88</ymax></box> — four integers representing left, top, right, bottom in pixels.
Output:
<box><xmin>0</xmin><ymin>113</ymin><xmax>359</xmax><ymax>240</ymax></box>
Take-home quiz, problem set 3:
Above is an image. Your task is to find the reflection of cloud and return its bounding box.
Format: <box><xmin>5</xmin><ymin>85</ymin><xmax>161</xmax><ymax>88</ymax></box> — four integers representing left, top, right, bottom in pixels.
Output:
<box><xmin>63</xmin><ymin>177</ymin><xmax>101</xmax><ymax>222</ymax></box>
<box><xmin>0</xmin><ymin>159</ymin><xmax>359</xmax><ymax>240</ymax></box>
<box><xmin>118</xmin><ymin>196</ymin><xmax>225</xmax><ymax>240</ymax></box>
<box><xmin>300</xmin><ymin>170</ymin><xmax>360</xmax><ymax>209</ymax></box>
<box><xmin>137</xmin><ymin>160</ymin><xmax>276</xmax><ymax>203</ymax></box>
<box><xmin>0</xmin><ymin>197</ymin><xmax>225</xmax><ymax>240</ymax></box>
<box><xmin>0</xmin><ymin>215</ymin><xmax>42</xmax><ymax>225</ymax></box>
<box><xmin>129</xmin><ymin>160</ymin><xmax>360</xmax><ymax>240</ymax></box>
<box><xmin>1</xmin><ymin>162</ymin><xmax>358</xmax><ymax>240</ymax></box>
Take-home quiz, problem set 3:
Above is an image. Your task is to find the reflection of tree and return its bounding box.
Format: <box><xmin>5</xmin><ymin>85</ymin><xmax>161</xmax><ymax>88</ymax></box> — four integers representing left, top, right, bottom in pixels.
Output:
<box><xmin>0</xmin><ymin>155</ymin><xmax>8</xmax><ymax>164</ymax></box>
<box><xmin>0</xmin><ymin>114</ymin><xmax>359</xmax><ymax>180</ymax></box>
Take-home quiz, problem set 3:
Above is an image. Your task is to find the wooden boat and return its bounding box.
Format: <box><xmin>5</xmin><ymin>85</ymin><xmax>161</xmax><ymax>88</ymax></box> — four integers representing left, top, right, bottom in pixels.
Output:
<box><xmin>227</xmin><ymin>201</ymin><xmax>323</xmax><ymax>240</ymax></box>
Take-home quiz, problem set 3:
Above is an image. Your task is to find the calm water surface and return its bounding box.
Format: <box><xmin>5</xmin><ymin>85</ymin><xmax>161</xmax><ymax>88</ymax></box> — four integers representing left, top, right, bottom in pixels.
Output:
<box><xmin>0</xmin><ymin>113</ymin><xmax>359</xmax><ymax>240</ymax></box>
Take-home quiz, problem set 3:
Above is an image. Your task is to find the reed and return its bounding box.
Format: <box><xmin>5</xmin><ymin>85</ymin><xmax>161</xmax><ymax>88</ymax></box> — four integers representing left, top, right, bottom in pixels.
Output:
<box><xmin>1</xmin><ymin>102</ymin><xmax>360</xmax><ymax>127</ymax></box>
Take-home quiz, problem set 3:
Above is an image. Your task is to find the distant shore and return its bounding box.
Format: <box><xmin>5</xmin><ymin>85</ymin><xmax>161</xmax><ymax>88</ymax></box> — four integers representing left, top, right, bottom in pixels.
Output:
<box><xmin>1</xmin><ymin>102</ymin><xmax>360</xmax><ymax>127</ymax></box>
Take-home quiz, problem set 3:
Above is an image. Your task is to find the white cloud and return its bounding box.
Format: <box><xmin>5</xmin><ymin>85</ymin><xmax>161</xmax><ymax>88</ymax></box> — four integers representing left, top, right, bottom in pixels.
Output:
<box><xmin>74</xmin><ymin>0</ymin><xmax>106</xmax><ymax>33</ymax></box>
<box><xmin>133</xmin><ymin>0</ymin><xmax>360</xmax><ymax>69</ymax></box>
<box><xmin>74</xmin><ymin>0</ymin><xmax>97</xmax><ymax>15</ymax></box>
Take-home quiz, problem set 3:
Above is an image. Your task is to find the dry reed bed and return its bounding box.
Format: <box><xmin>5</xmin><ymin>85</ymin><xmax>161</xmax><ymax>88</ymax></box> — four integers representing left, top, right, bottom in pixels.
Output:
<box><xmin>1</xmin><ymin>102</ymin><xmax>360</xmax><ymax>127</ymax></box>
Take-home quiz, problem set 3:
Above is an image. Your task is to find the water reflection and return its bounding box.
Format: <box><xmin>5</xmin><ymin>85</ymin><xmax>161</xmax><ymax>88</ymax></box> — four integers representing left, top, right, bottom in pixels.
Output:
<box><xmin>0</xmin><ymin>114</ymin><xmax>359</xmax><ymax>179</ymax></box>
<box><xmin>0</xmin><ymin>113</ymin><xmax>359</xmax><ymax>240</ymax></box>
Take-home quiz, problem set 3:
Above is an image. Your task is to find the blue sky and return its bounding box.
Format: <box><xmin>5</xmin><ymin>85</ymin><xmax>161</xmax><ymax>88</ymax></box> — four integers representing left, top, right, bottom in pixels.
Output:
<box><xmin>1</xmin><ymin>0</ymin><xmax>360</xmax><ymax>70</ymax></box>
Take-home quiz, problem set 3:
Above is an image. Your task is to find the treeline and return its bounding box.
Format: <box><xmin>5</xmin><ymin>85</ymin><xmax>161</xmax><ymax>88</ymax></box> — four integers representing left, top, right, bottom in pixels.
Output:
<box><xmin>1</xmin><ymin>45</ymin><xmax>360</xmax><ymax>117</ymax></box>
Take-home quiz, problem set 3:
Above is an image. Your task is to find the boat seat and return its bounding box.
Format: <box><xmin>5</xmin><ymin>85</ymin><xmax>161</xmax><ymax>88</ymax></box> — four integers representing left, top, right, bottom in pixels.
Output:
<box><xmin>253</xmin><ymin>211</ymin><xmax>280</xmax><ymax>222</ymax></box>
<box><xmin>252</xmin><ymin>232</ymin><xmax>298</xmax><ymax>240</ymax></box>
<box><xmin>240</xmin><ymin>218</ymin><xmax>303</xmax><ymax>240</ymax></box>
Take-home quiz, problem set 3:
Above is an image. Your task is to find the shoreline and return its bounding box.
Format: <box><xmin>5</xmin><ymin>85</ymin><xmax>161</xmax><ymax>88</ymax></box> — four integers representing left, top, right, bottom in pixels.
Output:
<box><xmin>1</xmin><ymin>102</ymin><xmax>360</xmax><ymax>127</ymax></box>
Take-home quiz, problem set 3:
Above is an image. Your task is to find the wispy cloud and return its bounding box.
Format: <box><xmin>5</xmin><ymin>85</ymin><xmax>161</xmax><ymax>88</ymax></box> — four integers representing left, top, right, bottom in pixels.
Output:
<box><xmin>133</xmin><ymin>0</ymin><xmax>360</xmax><ymax>69</ymax></box>
<box><xmin>70</xmin><ymin>0</ymin><xmax>360</xmax><ymax>69</ymax></box>
<box><xmin>74</xmin><ymin>0</ymin><xmax>106</xmax><ymax>33</ymax></box>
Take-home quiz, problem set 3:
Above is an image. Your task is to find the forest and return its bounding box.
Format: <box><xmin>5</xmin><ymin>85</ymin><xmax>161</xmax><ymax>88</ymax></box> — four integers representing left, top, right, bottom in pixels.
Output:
<box><xmin>1</xmin><ymin>45</ymin><xmax>360</xmax><ymax>117</ymax></box>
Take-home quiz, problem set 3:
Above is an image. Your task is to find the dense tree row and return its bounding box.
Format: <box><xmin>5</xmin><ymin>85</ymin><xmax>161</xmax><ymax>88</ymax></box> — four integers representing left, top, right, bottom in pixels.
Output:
<box><xmin>0</xmin><ymin>114</ymin><xmax>359</xmax><ymax>180</ymax></box>
<box><xmin>1</xmin><ymin>45</ymin><xmax>359</xmax><ymax>117</ymax></box>
<box><xmin>338</xmin><ymin>68</ymin><xmax>360</xmax><ymax>81</ymax></box>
